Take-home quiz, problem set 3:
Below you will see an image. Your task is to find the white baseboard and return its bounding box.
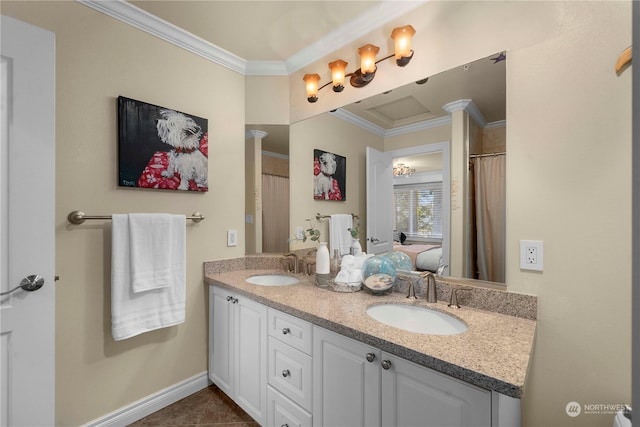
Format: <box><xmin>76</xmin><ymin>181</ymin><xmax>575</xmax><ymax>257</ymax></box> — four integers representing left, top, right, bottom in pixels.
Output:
<box><xmin>83</xmin><ymin>371</ymin><xmax>210</xmax><ymax>427</ymax></box>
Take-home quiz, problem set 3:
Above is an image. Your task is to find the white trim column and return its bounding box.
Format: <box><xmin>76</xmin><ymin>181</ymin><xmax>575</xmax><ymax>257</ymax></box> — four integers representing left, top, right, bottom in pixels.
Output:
<box><xmin>246</xmin><ymin>130</ymin><xmax>268</xmax><ymax>253</ymax></box>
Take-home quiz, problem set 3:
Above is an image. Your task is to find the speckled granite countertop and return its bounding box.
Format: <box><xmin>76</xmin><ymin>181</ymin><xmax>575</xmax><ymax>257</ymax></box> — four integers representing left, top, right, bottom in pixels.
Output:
<box><xmin>204</xmin><ymin>268</ymin><xmax>536</xmax><ymax>399</ymax></box>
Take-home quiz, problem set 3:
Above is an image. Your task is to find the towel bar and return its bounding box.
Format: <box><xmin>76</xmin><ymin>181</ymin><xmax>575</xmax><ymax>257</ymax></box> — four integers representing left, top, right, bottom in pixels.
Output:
<box><xmin>67</xmin><ymin>210</ymin><xmax>205</xmax><ymax>225</ymax></box>
<box><xmin>315</xmin><ymin>212</ymin><xmax>359</xmax><ymax>221</ymax></box>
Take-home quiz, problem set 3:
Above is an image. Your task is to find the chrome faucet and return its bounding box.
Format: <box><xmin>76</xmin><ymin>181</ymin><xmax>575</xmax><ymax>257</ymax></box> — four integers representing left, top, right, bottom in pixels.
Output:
<box><xmin>282</xmin><ymin>253</ymin><xmax>299</xmax><ymax>274</ymax></box>
<box><xmin>422</xmin><ymin>272</ymin><xmax>437</xmax><ymax>303</ymax></box>
<box><xmin>448</xmin><ymin>287</ymin><xmax>472</xmax><ymax>309</ymax></box>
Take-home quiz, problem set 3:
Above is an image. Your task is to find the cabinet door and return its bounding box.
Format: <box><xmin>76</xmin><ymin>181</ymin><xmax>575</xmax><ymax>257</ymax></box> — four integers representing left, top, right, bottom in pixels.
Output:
<box><xmin>381</xmin><ymin>353</ymin><xmax>491</xmax><ymax>427</ymax></box>
<box><xmin>235</xmin><ymin>294</ymin><xmax>268</xmax><ymax>425</ymax></box>
<box><xmin>209</xmin><ymin>286</ymin><xmax>234</xmax><ymax>396</ymax></box>
<box><xmin>313</xmin><ymin>326</ymin><xmax>381</xmax><ymax>427</ymax></box>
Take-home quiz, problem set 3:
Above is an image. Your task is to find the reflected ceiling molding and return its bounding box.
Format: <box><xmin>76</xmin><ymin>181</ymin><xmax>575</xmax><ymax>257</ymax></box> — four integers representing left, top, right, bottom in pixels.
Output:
<box><xmin>77</xmin><ymin>0</ymin><xmax>247</xmax><ymax>74</ymax></box>
<box><xmin>262</xmin><ymin>151</ymin><xmax>289</xmax><ymax>160</ymax></box>
<box><xmin>76</xmin><ymin>0</ymin><xmax>426</xmax><ymax>77</ymax></box>
<box><xmin>330</xmin><ymin>108</ymin><xmax>386</xmax><ymax>137</ymax></box>
<box><xmin>442</xmin><ymin>99</ymin><xmax>487</xmax><ymax>128</ymax></box>
<box><xmin>332</xmin><ymin>108</ymin><xmax>452</xmax><ymax>138</ymax></box>
<box><xmin>485</xmin><ymin>120</ymin><xmax>507</xmax><ymax>129</ymax></box>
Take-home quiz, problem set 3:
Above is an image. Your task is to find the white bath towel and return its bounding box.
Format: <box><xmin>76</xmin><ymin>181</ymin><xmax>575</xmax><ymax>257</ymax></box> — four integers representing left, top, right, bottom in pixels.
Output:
<box><xmin>129</xmin><ymin>213</ymin><xmax>171</xmax><ymax>293</ymax></box>
<box><xmin>111</xmin><ymin>214</ymin><xmax>186</xmax><ymax>341</ymax></box>
<box><xmin>329</xmin><ymin>214</ymin><xmax>353</xmax><ymax>256</ymax></box>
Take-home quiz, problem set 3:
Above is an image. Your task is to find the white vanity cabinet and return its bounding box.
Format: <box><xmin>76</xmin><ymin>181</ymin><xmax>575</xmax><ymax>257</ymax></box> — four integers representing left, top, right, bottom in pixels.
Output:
<box><xmin>209</xmin><ymin>286</ymin><xmax>267</xmax><ymax>425</ymax></box>
<box><xmin>381</xmin><ymin>352</ymin><xmax>491</xmax><ymax>427</ymax></box>
<box><xmin>313</xmin><ymin>325</ymin><xmax>497</xmax><ymax>427</ymax></box>
<box><xmin>266</xmin><ymin>308</ymin><xmax>313</xmax><ymax>427</ymax></box>
<box><xmin>312</xmin><ymin>326</ymin><xmax>381</xmax><ymax>427</ymax></box>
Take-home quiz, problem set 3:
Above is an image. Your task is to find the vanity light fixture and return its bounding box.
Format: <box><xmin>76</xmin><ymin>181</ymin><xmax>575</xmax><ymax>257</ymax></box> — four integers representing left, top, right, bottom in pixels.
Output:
<box><xmin>303</xmin><ymin>24</ymin><xmax>416</xmax><ymax>103</ymax></box>
<box><xmin>393</xmin><ymin>163</ymin><xmax>416</xmax><ymax>177</ymax></box>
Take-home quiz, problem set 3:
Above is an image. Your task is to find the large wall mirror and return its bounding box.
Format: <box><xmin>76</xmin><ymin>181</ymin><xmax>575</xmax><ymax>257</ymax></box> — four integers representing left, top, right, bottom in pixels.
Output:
<box><xmin>247</xmin><ymin>52</ymin><xmax>506</xmax><ymax>285</ymax></box>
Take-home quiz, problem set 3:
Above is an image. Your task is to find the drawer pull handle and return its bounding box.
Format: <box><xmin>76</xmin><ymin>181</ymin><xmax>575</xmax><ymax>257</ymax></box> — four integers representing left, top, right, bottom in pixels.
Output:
<box><xmin>366</xmin><ymin>353</ymin><xmax>376</xmax><ymax>362</ymax></box>
<box><xmin>282</xmin><ymin>369</ymin><xmax>290</xmax><ymax>378</ymax></box>
<box><xmin>282</xmin><ymin>327</ymin><xmax>290</xmax><ymax>335</ymax></box>
<box><xmin>381</xmin><ymin>360</ymin><xmax>392</xmax><ymax>370</ymax></box>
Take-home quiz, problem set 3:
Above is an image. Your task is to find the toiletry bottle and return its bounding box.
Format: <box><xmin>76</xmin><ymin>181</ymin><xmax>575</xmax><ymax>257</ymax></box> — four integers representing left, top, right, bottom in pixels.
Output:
<box><xmin>330</xmin><ymin>249</ymin><xmax>341</xmax><ymax>277</ymax></box>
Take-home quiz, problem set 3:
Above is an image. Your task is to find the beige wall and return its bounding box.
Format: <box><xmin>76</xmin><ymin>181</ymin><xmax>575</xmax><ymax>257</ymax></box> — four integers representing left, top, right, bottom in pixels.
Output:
<box><xmin>289</xmin><ymin>113</ymin><xmax>383</xmax><ymax>252</ymax></box>
<box><xmin>2</xmin><ymin>1</ymin><xmax>633</xmax><ymax>427</ymax></box>
<box><xmin>2</xmin><ymin>2</ymin><xmax>246</xmax><ymax>425</ymax></box>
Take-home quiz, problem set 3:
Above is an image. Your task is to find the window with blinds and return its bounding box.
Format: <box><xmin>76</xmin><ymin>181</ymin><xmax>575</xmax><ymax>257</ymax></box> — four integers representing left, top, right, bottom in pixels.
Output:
<box><xmin>393</xmin><ymin>181</ymin><xmax>443</xmax><ymax>240</ymax></box>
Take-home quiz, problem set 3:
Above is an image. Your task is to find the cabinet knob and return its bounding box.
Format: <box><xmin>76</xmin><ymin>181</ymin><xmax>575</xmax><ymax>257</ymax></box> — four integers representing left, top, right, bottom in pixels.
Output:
<box><xmin>282</xmin><ymin>369</ymin><xmax>290</xmax><ymax>378</ymax></box>
<box><xmin>366</xmin><ymin>353</ymin><xmax>376</xmax><ymax>362</ymax></box>
<box><xmin>282</xmin><ymin>327</ymin><xmax>291</xmax><ymax>335</ymax></box>
<box><xmin>232</xmin><ymin>297</ymin><xmax>238</xmax><ymax>304</ymax></box>
<box><xmin>381</xmin><ymin>360</ymin><xmax>392</xmax><ymax>370</ymax></box>
<box><xmin>226</xmin><ymin>296</ymin><xmax>232</xmax><ymax>302</ymax></box>
<box><xmin>281</xmin><ymin>424</ymin><xmax>289</xmax><ymax>427</ymax></box>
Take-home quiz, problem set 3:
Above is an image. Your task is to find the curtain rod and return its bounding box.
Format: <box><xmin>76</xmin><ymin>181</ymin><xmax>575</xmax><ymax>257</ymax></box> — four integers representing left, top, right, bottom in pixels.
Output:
<box><xmin>469</xmin><ymin>152</ymin><xmax>506</xmax><ymax>159</ymax></box>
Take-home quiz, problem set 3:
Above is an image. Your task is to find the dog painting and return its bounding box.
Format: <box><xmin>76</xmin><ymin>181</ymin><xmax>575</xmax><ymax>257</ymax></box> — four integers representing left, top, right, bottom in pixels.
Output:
<box><xmin>313</xmin><ymin>149</ymin><xmax>346</xmax><ymax>201</ymax></box>
<box><xmin>118</xmin><ymin>96</ymin><xmax>208</xmax><ymax>192</ymax></box>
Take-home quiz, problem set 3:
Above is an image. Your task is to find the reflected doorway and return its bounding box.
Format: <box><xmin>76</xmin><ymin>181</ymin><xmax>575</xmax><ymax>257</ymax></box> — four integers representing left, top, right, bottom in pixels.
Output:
<box><xmin>245</xmin><ymin>125</ymin><xmax>290</xmax><ymax>254</ymax></box>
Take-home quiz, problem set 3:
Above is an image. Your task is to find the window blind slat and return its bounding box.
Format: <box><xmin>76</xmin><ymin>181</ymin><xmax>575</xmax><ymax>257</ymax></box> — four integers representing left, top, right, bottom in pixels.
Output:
<box><xmin>393</xmin><ymin>182</ymin><xmax>443</xmax><ymax>239</ymax></box>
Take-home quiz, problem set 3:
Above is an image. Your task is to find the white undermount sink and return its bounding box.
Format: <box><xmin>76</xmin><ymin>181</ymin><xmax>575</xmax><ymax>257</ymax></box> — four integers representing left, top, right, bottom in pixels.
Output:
<box><xmin>246</xmin><ymin>274</ymin><xmax>300</xmax><ymax>286</ymax></box>
<box><xmin>366</xmin><ymin>304</ymin><xmax>467</xmax><ymax>335</ymax></box>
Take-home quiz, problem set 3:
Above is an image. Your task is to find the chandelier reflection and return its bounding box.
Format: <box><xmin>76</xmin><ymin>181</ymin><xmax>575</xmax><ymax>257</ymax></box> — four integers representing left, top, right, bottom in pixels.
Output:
<box><xmin>393</xmin><ymin>163</ymin><xmax>415</xmax><ymax>177</ymax></box>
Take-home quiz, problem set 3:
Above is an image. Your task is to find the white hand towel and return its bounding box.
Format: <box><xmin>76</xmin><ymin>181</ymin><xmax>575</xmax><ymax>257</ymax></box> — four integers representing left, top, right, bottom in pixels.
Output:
<box><xmin>129</xmin><ymin>213</ymin><xmax>172</xmax><ymax>293</ymax></box>
<box><xmin>111</xmin><ymin>214</ymin><xmax>186</xmax><ymax>341</ymax></box>
<box><xmin>329</xmin><ymin>214</ymin><xmax>353</xmax><ymax>256</ymax></box>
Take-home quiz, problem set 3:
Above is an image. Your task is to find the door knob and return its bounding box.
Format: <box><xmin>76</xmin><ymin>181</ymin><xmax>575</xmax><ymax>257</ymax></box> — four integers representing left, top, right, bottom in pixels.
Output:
<box><xmin>1</xmin><ymin>275</ymin><xmax>45</xmax><ymax>297</ymax></box>
<box><xmin>369</xmin><ymin>237</ymin><xmax>380</xmax><ymax>243</ymax></box>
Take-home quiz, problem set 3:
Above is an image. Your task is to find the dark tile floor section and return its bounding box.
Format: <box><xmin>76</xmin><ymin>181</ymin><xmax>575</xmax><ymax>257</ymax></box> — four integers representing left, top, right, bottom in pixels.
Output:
<box><xmin>128</xmin><ymin>384</ymin><xmax>259</xmax><ymax>427</ymax></box>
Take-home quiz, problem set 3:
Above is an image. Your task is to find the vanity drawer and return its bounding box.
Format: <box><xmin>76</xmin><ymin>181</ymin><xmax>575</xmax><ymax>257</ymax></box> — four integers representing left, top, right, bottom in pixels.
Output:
<box><xmin>268</xmin><ymin>308</ymin><xmax>312</xmax><ymax>355</ymax></box>
<box><xmin>267</xmin><ymin>385</ymin><xmax>312</xmax><ymax>427</ymax></box>
<box><xmin>268</xmin><ymin>336</ymin><xmax>312</xmax><ymax>412</ymax></box>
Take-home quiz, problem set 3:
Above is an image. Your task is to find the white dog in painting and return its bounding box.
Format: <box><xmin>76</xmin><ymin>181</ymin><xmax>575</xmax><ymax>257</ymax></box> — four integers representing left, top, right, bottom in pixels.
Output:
<box><xmin>314</xmin><ymin>152</ymin><xmax>337</xmax><ymax>200</ymax></box>
<box><xmin>156</xmin><ymin>109</ymin><xmax>208</xmax><ymax>190</ymax></box>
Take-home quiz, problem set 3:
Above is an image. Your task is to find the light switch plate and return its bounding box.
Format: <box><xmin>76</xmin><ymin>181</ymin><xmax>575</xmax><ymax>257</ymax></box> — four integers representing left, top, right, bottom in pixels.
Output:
<box><xmin>227</xmin><ymin>229</ymin><xmax>238</xmax><ymax>247</ymax></box>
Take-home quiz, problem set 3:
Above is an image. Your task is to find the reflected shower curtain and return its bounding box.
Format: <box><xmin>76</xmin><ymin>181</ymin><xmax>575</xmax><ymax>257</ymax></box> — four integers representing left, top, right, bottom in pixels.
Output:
<box><xmin>262</xmin><ymin>174</ymin><xmax>290</xmax><ymax>253</ymax></box>
<box><xmin>471</xmin><ymin>155</ymin><xmax>506</xmax><ymax>283</ymax></box>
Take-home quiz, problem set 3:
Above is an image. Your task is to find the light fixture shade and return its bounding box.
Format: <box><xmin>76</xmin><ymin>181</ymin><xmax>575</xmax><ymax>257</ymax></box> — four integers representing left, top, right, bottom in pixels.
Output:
<box><xmin>358</xmin><ymin>44</ymin><xmax>379</xmax><ymax>75</ymax></box>
<box><xmin>328</xmin><ymin>59</ymin><xmax>348</xmax><ymax>91</ymax></box>
<box><xmin>391</xmin><ymin>25</ymin><xmax>416</xmax><ymax>59</ymax></box>
<box><xmin>303</xmin><ymin>73</ymin><xmax>321</xmax><ymax>102</ymax></box>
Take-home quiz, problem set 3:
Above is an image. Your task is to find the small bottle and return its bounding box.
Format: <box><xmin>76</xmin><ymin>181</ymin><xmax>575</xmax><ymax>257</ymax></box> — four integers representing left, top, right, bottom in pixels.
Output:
<box><xmin>330</xmin><ymin>249</ymin><xmax>341</xmax><ymax>277</ymax></box>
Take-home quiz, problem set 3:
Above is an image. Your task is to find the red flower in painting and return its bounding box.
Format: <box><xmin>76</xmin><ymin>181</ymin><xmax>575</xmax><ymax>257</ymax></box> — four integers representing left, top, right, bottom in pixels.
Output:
<box><xmin>137</xmin><ymin>132</ymin><xmax>209</xmax><ymax>191</ymax></box>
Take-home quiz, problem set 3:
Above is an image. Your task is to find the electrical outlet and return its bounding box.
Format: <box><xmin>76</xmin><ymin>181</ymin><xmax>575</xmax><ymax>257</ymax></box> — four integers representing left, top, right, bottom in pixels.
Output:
<box><xmin>296</xmin><ymin>226</ymin><xmax>304</xmax><ymax>240</ymax></box>
<box><xmin>520</xmin><ymin>240</ymin><xmax>543</xmax><ymax>271</ymax></box>
<box><xmin>227</xmin><ymin>229</ymin><xmax>238</xmax><ymax>247</ymax></box>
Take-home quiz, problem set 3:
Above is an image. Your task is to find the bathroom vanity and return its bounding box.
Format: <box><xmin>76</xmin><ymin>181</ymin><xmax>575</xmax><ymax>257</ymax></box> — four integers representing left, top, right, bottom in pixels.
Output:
<box><xmin>205</xmin><ymin>260</ymin><xmax>536</xmax><ymax>427</ymax></box>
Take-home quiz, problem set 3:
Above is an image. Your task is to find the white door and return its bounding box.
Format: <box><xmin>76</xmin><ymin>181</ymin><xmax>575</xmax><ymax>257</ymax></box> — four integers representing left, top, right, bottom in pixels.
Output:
<box><xmin>0</xmin><ymin>15</ymin><xmax>56</xmax><ymax>426</ymax></box>
<box><xmin>366</xmin><ymin>147</ymin><xmax>394</xmax><ymax>254</ymax></box>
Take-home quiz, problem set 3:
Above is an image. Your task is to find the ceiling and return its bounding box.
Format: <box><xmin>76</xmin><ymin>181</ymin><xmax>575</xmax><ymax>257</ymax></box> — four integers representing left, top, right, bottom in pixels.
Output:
<box><xmin>126</xmin><ymin>1</ymin><xmax>506</xmax><ymax>155</ymax></box>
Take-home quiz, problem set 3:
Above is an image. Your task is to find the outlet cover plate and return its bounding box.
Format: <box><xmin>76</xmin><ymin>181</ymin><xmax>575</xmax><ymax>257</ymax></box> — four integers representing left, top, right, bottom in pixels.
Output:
<box><xmin>520</xmin><ymin>240</ymin><xmax>543</xmax><ymax>271</ymax></box>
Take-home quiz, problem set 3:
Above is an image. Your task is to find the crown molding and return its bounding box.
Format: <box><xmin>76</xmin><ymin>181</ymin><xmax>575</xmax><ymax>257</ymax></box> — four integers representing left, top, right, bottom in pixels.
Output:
<box><xmin>330</xmin><ymin>109</ymin><xmax>386</xmax><ymax>137</ymax></box>
<box><xmin>331</xmin><ymin>108</ymin><xmax>451</xmax><ymax>138</ymax></box>
<box><xmin>77</xmin><ymin>0</ymin><xmax>426</xmax><ymax>77</ymax></box>
<box><xmin>442</xmin><ymin>99</ymin><xmax>487</xmax><ymax>128</ymax></box>
<box><xmin>262</xmin><ymin>150</ymin><xmax>289</xmax><ymax>160</ymax></box>
<box><xmin>485</xmin><ymin>120</ymin><xmax>507</xmax><ymax>129</ymax></box>
<box><xmin>77</xmin><ymin>0</ymin><xmax>247</xmax><ymax>74</ymax></box>
<box><xmin>284</xmin><ymin>1</ymin><xmax>428</xmax><ymax>74</ymax></box>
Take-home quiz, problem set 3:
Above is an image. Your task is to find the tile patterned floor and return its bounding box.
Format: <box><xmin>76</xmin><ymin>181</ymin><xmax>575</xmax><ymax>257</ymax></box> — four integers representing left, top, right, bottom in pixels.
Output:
<box><xmin>128</xmin><ymin>385</ymin><xmax>259</xmax><ymax>427</ymax></box>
